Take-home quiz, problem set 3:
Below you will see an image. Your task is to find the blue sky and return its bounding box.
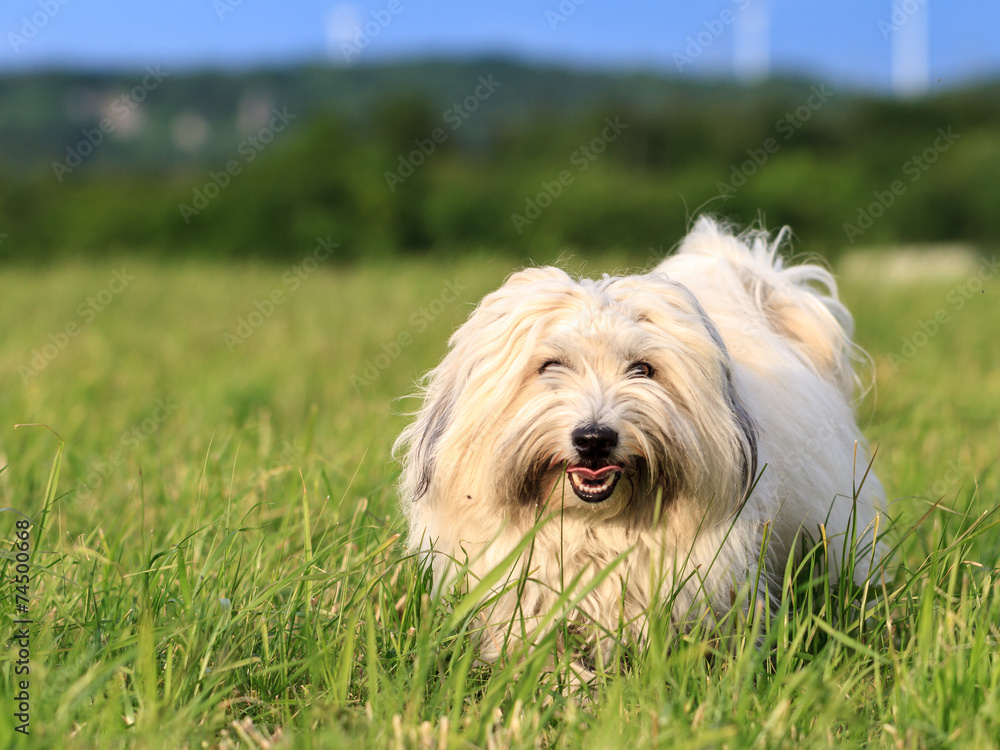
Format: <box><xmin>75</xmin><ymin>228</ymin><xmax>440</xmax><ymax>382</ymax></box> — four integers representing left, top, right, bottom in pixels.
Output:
<box><xmin>2</xmin><ymin>0</ymin><xmax>998</xmax><ymax>93</ymax></box>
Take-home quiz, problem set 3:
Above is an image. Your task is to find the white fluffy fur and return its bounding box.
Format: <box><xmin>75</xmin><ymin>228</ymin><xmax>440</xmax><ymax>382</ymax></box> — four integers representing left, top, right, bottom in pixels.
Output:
<box><xmin>395</xmin><ymin>217</ymin><xmax>885</xmax><ymax>660</ymax></box>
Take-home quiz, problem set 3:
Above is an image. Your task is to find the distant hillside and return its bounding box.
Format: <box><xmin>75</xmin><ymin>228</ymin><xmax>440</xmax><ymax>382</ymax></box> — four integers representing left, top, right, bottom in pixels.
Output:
<box><xmin>1</xmin><ymin>59</ymin><xmax>999</xmax><ymax>262</ymax></box>
<box><xmin>1</xmin><ymin>59</ymin><xmax>886</xmax><ymax>176</ymax></box>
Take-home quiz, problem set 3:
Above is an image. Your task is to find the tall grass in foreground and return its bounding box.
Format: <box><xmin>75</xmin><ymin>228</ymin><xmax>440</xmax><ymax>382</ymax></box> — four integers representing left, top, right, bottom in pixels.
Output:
<box><xmin>1</xmin><ymin>254</ymin><xmax>999</xmax><ymax>748</ymax></box>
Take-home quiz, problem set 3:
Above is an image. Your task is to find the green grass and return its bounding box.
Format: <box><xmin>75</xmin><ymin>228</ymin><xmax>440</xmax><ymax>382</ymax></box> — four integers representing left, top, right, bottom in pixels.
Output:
<box><xmin>1</xmin><ymin>250</ymin><xmax>999</xmax><ymax>749</ymax></box>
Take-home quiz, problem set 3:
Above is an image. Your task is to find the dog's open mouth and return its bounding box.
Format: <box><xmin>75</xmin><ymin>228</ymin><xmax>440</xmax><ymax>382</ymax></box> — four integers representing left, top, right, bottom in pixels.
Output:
<box><xmin>566</xmin><ymin>463</ymin><xmax>623</xmax><ymax>503</ymax></box>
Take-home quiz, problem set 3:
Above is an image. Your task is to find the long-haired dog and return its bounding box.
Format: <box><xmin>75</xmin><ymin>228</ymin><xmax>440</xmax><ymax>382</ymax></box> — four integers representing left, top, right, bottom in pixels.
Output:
<box><xmin>395</xmin><ymin>217</ymin><xmax>884</xmax><ymax>662</ymax></box>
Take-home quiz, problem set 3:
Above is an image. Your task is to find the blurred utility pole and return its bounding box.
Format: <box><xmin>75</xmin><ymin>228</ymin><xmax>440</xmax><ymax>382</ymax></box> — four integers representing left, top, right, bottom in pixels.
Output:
<box><xmin>734</xmin><ymin>1</ymin><xmax>770</xmax><ymax>82</ymax></box>
<box><xmin>891</xmin><ymin>0</ymin><xmax>930</xmax><ymax>96</ymax></box>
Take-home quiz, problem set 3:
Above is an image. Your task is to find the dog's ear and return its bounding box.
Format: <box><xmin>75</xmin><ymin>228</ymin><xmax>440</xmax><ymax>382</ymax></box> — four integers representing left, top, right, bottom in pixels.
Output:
<box><xmin>727</xmin><ymin>378</ymin><xmax>759</xmax><ymax>505</ymax></box>
<box><xmin>397</xmin><ymin>365</ymin><xmax>460</xmax><ymax>504</ymax></box>
<box><xmin>410</xmin><ymin>383</ymin><xmax>457</xmax><ymax>503</ymax></box>
<box><xmin>669</xmin><ymin>285</ymin><xmax>760</xmax><ymax>502</ymax></box>
<box><xmin>619</xmin><ymin>274</ymin><xmax>760</xmax><ymax>505</ymax></box>
<box><xmin>400</xmin><ymin>266</ymin><xmax>574</xmax><ymax>505</ymax></box>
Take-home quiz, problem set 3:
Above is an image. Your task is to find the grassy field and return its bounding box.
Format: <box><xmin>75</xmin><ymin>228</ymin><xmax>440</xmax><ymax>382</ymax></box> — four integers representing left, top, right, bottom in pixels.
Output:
<box><xmin>1</xmin><ymin>246</ymin><xmax>999</xmax><ymax>749</ymax></box>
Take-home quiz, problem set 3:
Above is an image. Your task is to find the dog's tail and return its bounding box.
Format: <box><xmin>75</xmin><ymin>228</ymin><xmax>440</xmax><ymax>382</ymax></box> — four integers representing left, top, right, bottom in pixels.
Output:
<box><xmin>672</xmin><ymin>217</ymin><xmax>865</xmax><ymax>399</ymax></box>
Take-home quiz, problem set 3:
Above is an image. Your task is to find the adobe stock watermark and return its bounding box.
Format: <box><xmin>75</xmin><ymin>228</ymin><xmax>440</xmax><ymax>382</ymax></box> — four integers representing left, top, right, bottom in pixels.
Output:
<box><xmin>384</xmin><ymin>74</ymin><xmax>502</xmax><ymax>192</ymax></box>
<box><xmin>19</xmin><ymin>268</ymin><xmax>135</xmax><ymax>384</ymax></box>
<box><xmin>645</xmin><ymin>244</ymin><xmax>667</xmax><ymax>271</ymax></box>
<box><xmin>878</xmin><ymin>0</ymin><xmax>927</xmax><ymax>39</ymax></box>
<box><xmin>51</xmin><ymin>66</ymin><xmax>169</xmax><ymax>182</ymax></box>
<box><xmin>339</xmin><ymin>0</ymin><xmax>404</xmax><ymax>63</ymax></box>
<box><xmin>7</xmin><ymin>0</ymin><xmax>73</xmax><ymax>52</ymax></box>
<box><xmin>222</xmin><ymin>236</ymin><xmax>338</xmax><ymax>351</ymax></box>
<box><xmin>510</xmin><ymin>116</ymin><xmax>628</xmax><ymax>234</ymax></box>
<box><xmin>78</xmin><ymin>398</ymin><xmax>179</xmax><ymax>501</ymax></box>
<box><xmin>274</xmin><ymin>439</ymin><xmax>303</xmax><ymax>468</ymax></box>
<box><xmin>178</xmin><ymin>107</ymin><xmax>296</xmax><ymax>223</ymax></box>
<box><xmin>352</xmin><ymin>278</ymin><xmax>467</xmax><ymax>391</ymax></box>
<box><xmin>888</xmin><ymin>254</ymin><xmax>998</xmax><ymax>369</ymax></box>
<box><xmin>777</xmin><ymin>421</ymin><xmax>840</xmax><ymax>487</ymax></box>
<box><xmin>843</xmin><ymin>127</ymin><xmax>961</xmax><ymax>244</ymax></box>
<box><xmin>716</xmin><ymin>84</ymin><xmax>833</xmax><ymax>197</ymax></box>
<box><xmin>249</xmin><ymin>439</ymin><xmax>307</xmax><ymax>483</ymax></box>
<box><xmin>923</xmin><ymin>458</ymin><xmax>972</xmax><ymax>500</ymax></box>
<box><xmin>546</xmin><ymin>0</ymin><xmax>589</xmax><ymax>30</ymax></box>
<box><xmin>214</xmin><ymin>0</ymin><xmax>247</xmax><ymax>21</ymax></box>
<box><xmin>673</xmin><ymin>0</ymin><xmax>752</xmax><ymax>72</ymax></box>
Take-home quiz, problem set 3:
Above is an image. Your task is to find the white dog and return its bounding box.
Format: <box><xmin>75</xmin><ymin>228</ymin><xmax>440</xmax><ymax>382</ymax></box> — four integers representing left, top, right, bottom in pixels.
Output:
<box><xmin>395</xmin><ymin>217</ymin><xmax>884</xmax><ymax>661</ymax></box>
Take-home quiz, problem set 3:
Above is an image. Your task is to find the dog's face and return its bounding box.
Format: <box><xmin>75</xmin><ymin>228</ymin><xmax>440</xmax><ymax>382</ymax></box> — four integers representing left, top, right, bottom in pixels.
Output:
<box><xmin>400</xmin><ymin>267</ymin><xmax>757</xmax><ymax>529</ymax></box>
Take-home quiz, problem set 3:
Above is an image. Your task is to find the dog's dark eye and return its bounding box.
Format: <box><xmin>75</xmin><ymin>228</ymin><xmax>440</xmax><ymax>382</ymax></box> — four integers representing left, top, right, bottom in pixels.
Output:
<box><xmin>627</xmin><ymin>361</ymin><xmax>654</xmax><ymax>379</ymax></box>
<box><xmin>539</xmin><ymin>359</ymin><xmax>564</xmax><ymax>374</ymax></box>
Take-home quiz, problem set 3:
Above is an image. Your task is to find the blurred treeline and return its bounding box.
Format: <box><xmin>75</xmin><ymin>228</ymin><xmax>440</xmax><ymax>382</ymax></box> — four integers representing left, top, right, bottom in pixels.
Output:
<box><xmin>1</xmin><ymin>59</ymin><xmax>998</xmax><ymax>263</ymax></box>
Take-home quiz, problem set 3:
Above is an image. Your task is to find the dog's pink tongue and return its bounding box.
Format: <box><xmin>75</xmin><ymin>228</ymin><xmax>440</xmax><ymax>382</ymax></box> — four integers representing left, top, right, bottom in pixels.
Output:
<box><xmin>567</xmin><ymin>465</ymin><xmax>622</xmax><ymax>480</ymax></box>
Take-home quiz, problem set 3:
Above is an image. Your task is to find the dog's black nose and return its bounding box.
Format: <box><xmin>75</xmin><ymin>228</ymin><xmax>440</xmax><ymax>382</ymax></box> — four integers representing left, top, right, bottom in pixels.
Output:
<box><xmin>572</xmin><ymin>424</ymin><xmax>618</xmax><ymax>460</ymax></box>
